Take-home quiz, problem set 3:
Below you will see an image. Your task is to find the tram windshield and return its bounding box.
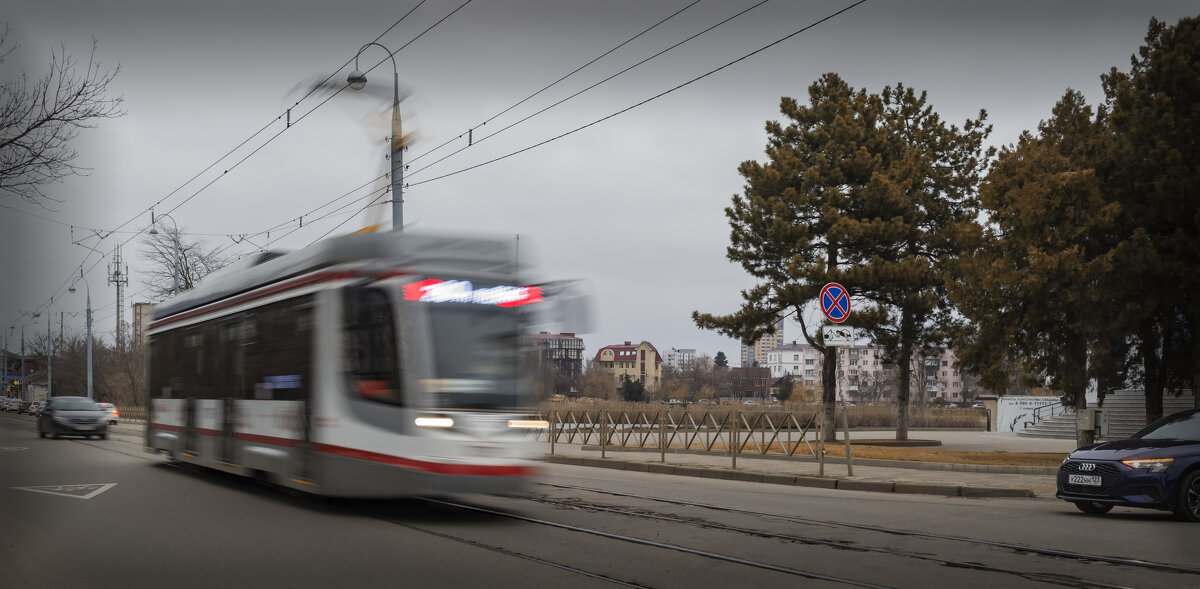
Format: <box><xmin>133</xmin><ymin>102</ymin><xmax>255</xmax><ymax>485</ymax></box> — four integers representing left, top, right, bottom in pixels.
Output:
<box><xmin>426</xmin><ymin>305</ymin><xmax>523</xmax><ymax>410</ymax></box>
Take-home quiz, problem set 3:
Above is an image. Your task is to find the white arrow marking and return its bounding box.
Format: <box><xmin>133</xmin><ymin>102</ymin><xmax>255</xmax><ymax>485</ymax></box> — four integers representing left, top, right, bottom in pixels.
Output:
<box><xmin>13</xmin><ymin>483</ymin><xmax>117</xmax><ymax>499</ymax></box>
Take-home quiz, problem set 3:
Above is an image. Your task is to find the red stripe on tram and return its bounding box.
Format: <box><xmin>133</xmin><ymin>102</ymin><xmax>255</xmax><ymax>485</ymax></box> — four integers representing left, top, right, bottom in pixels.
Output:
<box><xmin>313</xmin><ymin>443</ymin><xmax>537</xmax><ymax>478</ymax></box>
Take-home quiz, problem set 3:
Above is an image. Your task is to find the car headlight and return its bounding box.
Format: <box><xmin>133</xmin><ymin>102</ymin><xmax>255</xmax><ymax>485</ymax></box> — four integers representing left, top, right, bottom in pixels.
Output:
<box><xmin>53</xmin><ymin>415</ymin><xmax>69</xmax><ymax>423</ymax></box>
<box><xmin>1120</xmin><ymin>458</ymin><xmax>1174</xmax><ymax>473</ymax></box>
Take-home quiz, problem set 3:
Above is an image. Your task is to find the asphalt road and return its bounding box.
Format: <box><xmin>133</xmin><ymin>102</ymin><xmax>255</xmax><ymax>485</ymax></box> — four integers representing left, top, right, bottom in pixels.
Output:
<box><xmin>1</xmin><ymin>412</ymin><xmax>1195</xmax><ymax>589</ymax></box>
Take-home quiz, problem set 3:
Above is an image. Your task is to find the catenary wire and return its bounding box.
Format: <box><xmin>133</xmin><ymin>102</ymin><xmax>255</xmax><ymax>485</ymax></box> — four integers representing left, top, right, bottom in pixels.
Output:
<box><xmin>407</xmin><ymin>0</ymin><xmax>772</xmax><ymax>178</ymax></box>
<box><xmin>408</xmin><ymin>0</ymin><xmax>868</xmax><ymax>188</ymax></box>
<box><xmin>408</xmin><ymin>0</ymin><xmax>705</xmax><ymax>166</ymax></box>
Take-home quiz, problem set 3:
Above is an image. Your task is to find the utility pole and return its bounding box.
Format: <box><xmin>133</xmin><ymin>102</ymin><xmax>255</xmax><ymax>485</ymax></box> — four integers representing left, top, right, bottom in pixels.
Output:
<box><xmin>20</xmin><ymin>323</ymin><xmax>25</xmax><ymax>400</ymax></box>
<box><xmin>109</xmin><ymin>244</ymin><xmax>129</xmax><ymax>349</ymax></box>
<box><xmin>47</xmin><ymin>312</ymin><xmax>52</xmax><ymax>397</ymax></box>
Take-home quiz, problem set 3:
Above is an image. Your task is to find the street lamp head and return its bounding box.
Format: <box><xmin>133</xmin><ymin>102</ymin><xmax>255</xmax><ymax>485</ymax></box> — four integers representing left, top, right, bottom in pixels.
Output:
<box><xmin>69</xmin><ymin>287</ymin><xmax>76</xmax><ymax>294</ymax></box>
<box><xmin>347</xmin><ymin>70</ymin><xmax>367</xmax><ymax>91</ymax></box>
<box><xmin>149</xmin><ymin>226</ymin><xmax>159</xmax><ymax>235</ymax></box>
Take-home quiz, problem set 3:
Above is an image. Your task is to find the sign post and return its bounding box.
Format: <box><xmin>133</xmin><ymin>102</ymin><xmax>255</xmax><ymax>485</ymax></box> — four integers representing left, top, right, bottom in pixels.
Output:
<box><xmin>820</xmin><ymin>282</ymin><xmax>853</xmax><ymax>476</ymax></box>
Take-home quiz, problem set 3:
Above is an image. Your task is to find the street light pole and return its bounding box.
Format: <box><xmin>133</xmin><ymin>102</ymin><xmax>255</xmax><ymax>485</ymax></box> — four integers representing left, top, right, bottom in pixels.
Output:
<box><xmin>19</xmin><ymin>323</ymin><xmax>24</xmax><ymax>400</ymax></box>
<box><xmin>69</xmin><ymin>271</ymin><xmax>93</xmax><ymax>399</ymax></box>
<box><xmin>347</xmin><ymin>42</ymin><xmax>403</xmax><ymax>231</ymax></box>
<box><xmin>47</xmin><ymin>312</ymin><xmax>52</xmax><ymax>397</ymax></box>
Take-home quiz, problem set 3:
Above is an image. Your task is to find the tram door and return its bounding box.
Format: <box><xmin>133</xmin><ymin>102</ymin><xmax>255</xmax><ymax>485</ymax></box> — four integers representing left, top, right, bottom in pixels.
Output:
<box><xmin>220</xmin><ymin>398</ymin><xmax>236</xmax><ymax>463</ymax></box>
<box><xmin>183</xmin><ymin>398</ymin><xmax>198</xmax><ymax>455</ymax></box>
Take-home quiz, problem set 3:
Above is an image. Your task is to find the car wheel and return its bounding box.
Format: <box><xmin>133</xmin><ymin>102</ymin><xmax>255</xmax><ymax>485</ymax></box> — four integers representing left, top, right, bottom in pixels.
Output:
<box><xmin>1174</xmin><ymin>470</ymin><xmax>1200</xmax><ymax>523</ymax></box>
<box><xmin>38</xmin><ymin>428</ymin><xmax>45</xmax><ymax>439</ymax></box>
<box><xmin>51</xmin><ymin>430</ymin><xmax>60</xmax><ymax>440</ymax></box>
<box><xmin>1074</xmin><ymin>501</ymin><xmax>1113</xmax><ymax>515</ymax></box>
<box><xmin>100</xmin><ymin>432</ymin><xmax>108</xmax><ymax>440</ymax></box>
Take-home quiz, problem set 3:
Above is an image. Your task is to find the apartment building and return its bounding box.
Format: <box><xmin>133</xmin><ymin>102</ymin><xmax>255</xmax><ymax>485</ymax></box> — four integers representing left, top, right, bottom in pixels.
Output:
<box><xmin>664</xmin><ymin>347</ymin><xmax>696</xmax><ymax>371</ymax></box>
<box><xmin>764</xmin><ymin>340</ymin><xmax>970</xmax><ymax>403</ymax></box>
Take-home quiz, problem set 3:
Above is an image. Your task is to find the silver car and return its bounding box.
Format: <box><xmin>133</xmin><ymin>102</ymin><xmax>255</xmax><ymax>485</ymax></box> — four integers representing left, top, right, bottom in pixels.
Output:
<box><xmin>96</xmin><ymin>402</ymin><xmax>119</xmax><ymax>425</ymax></box>
<box><xmin>38</xmin><ymin>397</ymin><xmax>109</xmax><ymax>440</ymax></box>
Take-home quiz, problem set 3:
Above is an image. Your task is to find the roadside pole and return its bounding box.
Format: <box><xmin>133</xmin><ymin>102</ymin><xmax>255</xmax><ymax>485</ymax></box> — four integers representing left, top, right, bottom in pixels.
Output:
<box><xmin>731</xmin><ymin>410</ymin><xmax>738</xmax><ymax>470</ymax></box>
<box><xmin>817</xmin><ymin>412</ymin><xmax>825</xmax><ymax>476</ymax></box>
<box><xmin>659</xmin><ymin>410</ymin><xmax>665</xmax><ymax>463</ymax></box>
<box><xmin>842</xmin><ymin>400</ymin><xmax>854</xmax><ymax>476</ymax></box>
<box><xmin>600</xmin><ymin>409</ymin><xmax>606</xmax><ymax>459</ymax></box>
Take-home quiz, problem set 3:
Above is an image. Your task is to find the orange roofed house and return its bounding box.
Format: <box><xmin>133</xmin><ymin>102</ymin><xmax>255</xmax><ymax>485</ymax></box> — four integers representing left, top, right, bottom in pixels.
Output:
<box><xmin>593</xmin><ymin>341</ymin><xmax>663</xmax><ymax>392</ymax></box>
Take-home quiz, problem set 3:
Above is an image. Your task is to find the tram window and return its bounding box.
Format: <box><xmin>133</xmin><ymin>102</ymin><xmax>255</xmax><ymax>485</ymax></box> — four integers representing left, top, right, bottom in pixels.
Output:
<box><xmin>245</xmin><ymin>297</ymin><xmax>313</xmax><ymax>401</ymax></box>
<box><xmin>344</xmin><ymin>286</ymin><xmax>403</xmax><ymax>406</ymax></box>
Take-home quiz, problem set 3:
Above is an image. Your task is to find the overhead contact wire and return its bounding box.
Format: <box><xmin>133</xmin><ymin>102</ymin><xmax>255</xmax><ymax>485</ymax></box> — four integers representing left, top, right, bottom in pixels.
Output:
<box><xmin>409</xmin><ymin>0</ymin><xmax>868</xmax><ymax>187</ymax></box>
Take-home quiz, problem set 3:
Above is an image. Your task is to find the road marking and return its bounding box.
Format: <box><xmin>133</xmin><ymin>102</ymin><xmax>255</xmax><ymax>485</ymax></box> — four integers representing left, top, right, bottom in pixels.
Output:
<box><xmin>13</xmin><ymin>483</ymin><xmax>117</xmax><ymax>500</ymax></box>
<box><xmin>0</xmin><ymin>447</ymin><xmax>30</xmax><ymax>452</ymax></box>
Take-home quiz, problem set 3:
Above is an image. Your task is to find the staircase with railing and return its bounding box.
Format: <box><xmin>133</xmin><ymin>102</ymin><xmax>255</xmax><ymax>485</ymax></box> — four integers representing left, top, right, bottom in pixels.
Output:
<box><xmin>1017</xmin><ymin>389</ymin><xmax>1195</xmax><ymax>440</ymax></box>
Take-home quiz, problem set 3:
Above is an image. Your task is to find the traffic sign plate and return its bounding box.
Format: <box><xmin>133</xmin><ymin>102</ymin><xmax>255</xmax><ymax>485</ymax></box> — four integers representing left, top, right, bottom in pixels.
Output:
<box><xmin>820</xmin><ymin>282</ymin><xmax>850</xmax><ymax>323</ymax></box>
<box><xmin>822</xmin><ymin>325</ymin><xmax>854</xmax><ymax>346</ymax></box>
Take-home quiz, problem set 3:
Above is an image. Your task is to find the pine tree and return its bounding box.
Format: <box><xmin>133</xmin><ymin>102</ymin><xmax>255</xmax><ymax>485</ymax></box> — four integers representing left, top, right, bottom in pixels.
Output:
<box><xmin>695</xmin><ymin>74</ymin><xmax>990</xmax><ymax>440</ymax></box>
<box><xmin>948</xmin><ymin>90</ymin><xmax>1120</xmax><ymax>445</ymax></box>
<box><xmin>846</xmin><ymin>85</ymin><xmax>992</xmax><ymax>439</ymax></box>
<box><xmin>1102</xmin><ymin>17</ymin><xmax>1200</xmax><ymax>416</ymax></box>
<box><xmin>694</xmin><ymin>73</ymin><xmax>886</xmax><ymax>438</ymax></box>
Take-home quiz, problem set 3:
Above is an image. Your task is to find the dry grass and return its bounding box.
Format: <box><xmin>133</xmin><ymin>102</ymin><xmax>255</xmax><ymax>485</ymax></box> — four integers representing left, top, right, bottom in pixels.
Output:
<box><xmin>824</xmin><ymin>444</ymin><xmax>1067</xmax><ymax>467</ymax></box>
<box><xmin>601</xmin><ymin>440</ymin><xmax>1066</xmax><ymax>467</ymax></box>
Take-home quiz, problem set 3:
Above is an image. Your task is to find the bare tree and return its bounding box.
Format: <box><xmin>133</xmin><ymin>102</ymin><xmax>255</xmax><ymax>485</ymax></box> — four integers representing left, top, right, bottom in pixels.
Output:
<box><xmin>141</xmin><ymin>224</ymin><xmax>232</xmax><ymax>300</ymax></box>
<box><xmin>0</xmin><ymin>26</ymin><xmax>124</xmax><ymax>205</ymax></box>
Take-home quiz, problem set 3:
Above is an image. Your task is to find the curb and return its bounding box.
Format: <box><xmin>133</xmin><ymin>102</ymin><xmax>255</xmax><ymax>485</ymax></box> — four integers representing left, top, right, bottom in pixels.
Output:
<box><xmin>542</xmin><ymin>454</ymin><xmax>1036</xmax><ymax>498</ymax></box>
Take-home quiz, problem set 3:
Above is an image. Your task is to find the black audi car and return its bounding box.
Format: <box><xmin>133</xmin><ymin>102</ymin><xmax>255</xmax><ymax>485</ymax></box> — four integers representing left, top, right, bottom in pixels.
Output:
<box><xmin>1057</xmin><ymin>409</ymin><xmax>1200</xmax><ymax>522</ymax></box>
<box><xmin>37</xmin><ymin>396</ymin><xmax>109</xmax><ymax>440</ymax></box>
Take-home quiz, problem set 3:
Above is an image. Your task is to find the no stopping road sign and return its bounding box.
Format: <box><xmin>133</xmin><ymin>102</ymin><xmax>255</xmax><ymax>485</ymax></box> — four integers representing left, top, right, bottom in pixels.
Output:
<box><xmin>820</xmin><ymin>282</ymin><xmax>850</xmax><ymax>323</ymax></box>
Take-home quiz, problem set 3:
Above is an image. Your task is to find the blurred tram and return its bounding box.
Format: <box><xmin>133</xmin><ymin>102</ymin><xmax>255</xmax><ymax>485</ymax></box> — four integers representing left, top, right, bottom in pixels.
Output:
<box><xmin>145</xmin><ymin>232</ymin><xmax>551</xmax><ymax>498</ymax></box>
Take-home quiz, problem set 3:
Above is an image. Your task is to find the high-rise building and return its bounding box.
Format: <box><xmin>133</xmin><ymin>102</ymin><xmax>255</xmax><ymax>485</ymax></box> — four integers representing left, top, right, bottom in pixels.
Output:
<box><xmin>525</xmin><ymin>332</ymin><xmax>585</xmax><ymax>393</ymax></box>
<box><xmin>131</xmin><ymin>302</ymin><xmax>156</xmax><ymax>346</ymax></box>
<box><xmin>740</xmin><ymin>318</ymin><xmax>785</xmax><ymax>367</ymax></box>
<box><xmin>664</xmin><ymin>347</ymin><xmax>696</xmax><ymax>371</ymax></box>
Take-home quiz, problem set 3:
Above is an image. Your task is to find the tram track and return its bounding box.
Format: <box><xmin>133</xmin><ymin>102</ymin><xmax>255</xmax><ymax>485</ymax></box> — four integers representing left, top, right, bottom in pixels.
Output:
<box><xmin>535</xmin><ymin>482</ymin><xmax>1199</xmax><ymax>577</ymax></box>
<box><xmin>370</xmin><ymin>497</ymin><xmax>900</xmax><ymax>589</ymax></box>
<box><xmin>516</xmin><ymin>494</ymin><xmax>1131</xmax><ymax>589</ymax></box>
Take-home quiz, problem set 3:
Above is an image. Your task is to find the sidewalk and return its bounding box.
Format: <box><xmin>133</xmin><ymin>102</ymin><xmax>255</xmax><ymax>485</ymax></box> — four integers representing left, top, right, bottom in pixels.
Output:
<box><xmin>535</xmin><ymin>430</ymin><xmax>1077</xmax><ymax>499</ymax></box>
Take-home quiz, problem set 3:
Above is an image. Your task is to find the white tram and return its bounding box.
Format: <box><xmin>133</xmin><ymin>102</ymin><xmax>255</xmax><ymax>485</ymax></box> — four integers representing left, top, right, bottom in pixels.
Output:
<box><xmin>145</xmin><ymin>232</ymin><xmax>552</xmax><ymax>498</ymax></box>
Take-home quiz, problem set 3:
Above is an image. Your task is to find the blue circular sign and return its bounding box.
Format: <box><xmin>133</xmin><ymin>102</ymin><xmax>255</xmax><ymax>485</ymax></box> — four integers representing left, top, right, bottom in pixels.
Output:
<box><xmin>821</xmin><ymin>282</ymin><xmax>850</xmax><ymax>323</ymax></box>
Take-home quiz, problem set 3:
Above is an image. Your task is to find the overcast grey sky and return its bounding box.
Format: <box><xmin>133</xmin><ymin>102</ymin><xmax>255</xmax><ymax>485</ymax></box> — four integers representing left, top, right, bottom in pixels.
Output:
<box><xmin>2</xmin><ymin>1</ymin><xmax>1197</xmax><ymax>363</ymax></box>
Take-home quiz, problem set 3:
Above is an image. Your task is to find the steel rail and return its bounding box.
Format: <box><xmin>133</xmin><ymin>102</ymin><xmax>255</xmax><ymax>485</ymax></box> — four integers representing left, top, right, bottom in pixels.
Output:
<box><xmin>525</xmin><ymin>495</ymin><xmax>1136</xmax><ymax>589</ymax></box>
<box><xmin>422</xmin><ymin>498</ymin><xmax>898</xmax><ymax>589</ymax></box>
<box><xmin>539</xmin><ymin>482</ymin><xmax>1200</xmax><ymax>576</ymax></box>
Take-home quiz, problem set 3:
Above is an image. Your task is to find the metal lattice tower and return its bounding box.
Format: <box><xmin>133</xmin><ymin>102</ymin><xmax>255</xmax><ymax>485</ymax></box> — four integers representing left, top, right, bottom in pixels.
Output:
<box><xmin>108</xmin><ymin>244</ymin><xmax>129</xmax><ymax>349</ymax></box>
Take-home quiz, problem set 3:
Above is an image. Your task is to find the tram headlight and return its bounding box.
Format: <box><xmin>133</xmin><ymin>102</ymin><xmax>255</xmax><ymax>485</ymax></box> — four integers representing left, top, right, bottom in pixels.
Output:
<box><xmin>507</xmin><ymin>419</ymin><xmax>549</xmax><ymax>429</ymax></box>
<box><xmin>415</xmin><ymin>416</ymin><xmax>455</xmax><ymax>428</ymax></box>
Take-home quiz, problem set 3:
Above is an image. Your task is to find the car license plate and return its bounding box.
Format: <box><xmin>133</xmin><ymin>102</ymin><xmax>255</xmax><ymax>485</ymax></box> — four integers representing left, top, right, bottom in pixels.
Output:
<box><xmin>1069</xmin><ymin>474</ymin><xmax>1101</xmax><ymax>486</ymax></box>
<box><xmin>78</xmin><ymin>425</ymin><xmax>94</xmax><ymax>431</ymax></box>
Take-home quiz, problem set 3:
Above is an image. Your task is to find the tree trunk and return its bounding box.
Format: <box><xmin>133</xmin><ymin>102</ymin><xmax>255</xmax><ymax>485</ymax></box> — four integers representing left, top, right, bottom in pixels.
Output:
<box><xmin>1193</xmin><ymin>316</ymin><xmax>1200</xmax><ymax>410</ymax></box>
<box><xmin>822</xmin><ymin>345</ymin><xmax>838</xmax><ymax>441</ymax></box>
<box><xmin>1141</xmin><ymin>321</ymin><xmax>1164</xmax><ymax>425</ymax></box>
<box><xmin>1066</xmin><ymin>334</ymin><xmax>1092</xmax><ymax>447</ymax></box>
<box><xmin>895</xmin><ymin>313</ymin><xmax>915</xmax><ymax>441</ymax></box>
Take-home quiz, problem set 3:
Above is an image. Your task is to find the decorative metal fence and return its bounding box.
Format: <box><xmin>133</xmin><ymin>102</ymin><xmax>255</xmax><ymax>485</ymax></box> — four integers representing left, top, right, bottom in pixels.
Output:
<box><xmin>116</xmin><ymin>405</ymin><xmax>148</xmax><ymax>422</ymax></box>
<box><xmin>535</xmin><ymin>409</ymin><xmax>850</xmax><ymax>471</ymax></box>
